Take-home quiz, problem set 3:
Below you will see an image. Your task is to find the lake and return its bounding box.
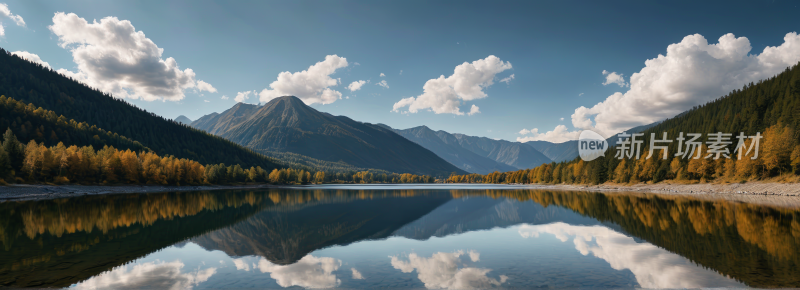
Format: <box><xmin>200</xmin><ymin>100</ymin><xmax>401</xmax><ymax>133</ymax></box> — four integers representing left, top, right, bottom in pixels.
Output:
<box><xmin>1</xmin><ymin>184</ymin><xmax>798</xmax><ymax>289</ymax></box>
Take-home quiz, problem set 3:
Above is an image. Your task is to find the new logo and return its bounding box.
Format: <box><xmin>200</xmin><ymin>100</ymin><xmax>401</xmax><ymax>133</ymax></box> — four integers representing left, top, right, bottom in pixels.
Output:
<box><xmin>578</xmin><ymin>130</ymin><xmax>608</xmax><ymax>161</ymax></box>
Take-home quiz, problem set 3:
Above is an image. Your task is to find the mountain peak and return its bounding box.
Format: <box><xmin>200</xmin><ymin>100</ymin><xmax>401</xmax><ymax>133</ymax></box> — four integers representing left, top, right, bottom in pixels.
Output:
<box><xmin>174</xmin><ymin>115</ymin><xmax>192</xmax><ymax>125</ymax></box>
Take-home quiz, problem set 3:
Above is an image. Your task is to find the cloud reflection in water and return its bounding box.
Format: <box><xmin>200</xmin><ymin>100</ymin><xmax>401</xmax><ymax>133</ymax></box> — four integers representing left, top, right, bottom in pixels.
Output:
<box><xmin>518</xmin><ymin>222</ymin><xmax>744</xmax><ymax>289</ymax></box>
<box><xmin>390</xmin><ymin>250</ymin><xmax>507</xmax><ymax>289</ymax></box>
<box><xmin>73</xmin><ymin>260</ymin><xmax>216</xmax><ymax>290</ymax></box>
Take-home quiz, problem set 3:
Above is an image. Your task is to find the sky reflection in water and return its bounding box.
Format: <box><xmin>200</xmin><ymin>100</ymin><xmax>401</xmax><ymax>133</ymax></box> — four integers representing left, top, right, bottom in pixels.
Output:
<box><xmin>1</xmin><ymin>187</ymin><xmax>793</xmax><ymax>289</ymax></box>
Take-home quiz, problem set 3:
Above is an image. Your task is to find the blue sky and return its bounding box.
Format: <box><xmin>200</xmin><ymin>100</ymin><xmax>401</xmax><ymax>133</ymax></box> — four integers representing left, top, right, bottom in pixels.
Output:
<box><xmin>2</xmin><ymin>0</ymin><xmax>799</xmax><ymax>142</ymax></box>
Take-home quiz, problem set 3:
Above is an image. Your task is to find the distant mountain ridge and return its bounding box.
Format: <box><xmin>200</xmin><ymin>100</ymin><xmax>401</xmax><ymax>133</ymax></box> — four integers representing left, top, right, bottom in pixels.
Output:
<box><xmin>390</xmin><ymin>125</ymin><xmax>551</xmax><ymax>173</ymax></box>
<box><xmin>191</xmin><ymin>97</ymin><xmax>466</xmax><ymax>176</ymax></box>
<box><xmin>174</xmin><ymin>115</ymin><xmax>192</xmax><ymax>125</ymax></box>
<box><xmin>390</xmin><ymin>125</ymin><xmax>518</xmax><ymax>174</ymax></box>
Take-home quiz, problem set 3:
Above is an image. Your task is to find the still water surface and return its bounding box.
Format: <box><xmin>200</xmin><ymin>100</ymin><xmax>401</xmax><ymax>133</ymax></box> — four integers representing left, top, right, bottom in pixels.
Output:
<box><xmin>1</xmin><ymin>184</ymin><xmax>799</xmax><ymax>289</ymax></box>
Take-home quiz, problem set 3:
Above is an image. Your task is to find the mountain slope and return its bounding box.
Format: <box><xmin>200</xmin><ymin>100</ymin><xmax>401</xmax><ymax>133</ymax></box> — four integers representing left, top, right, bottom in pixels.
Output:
<box><xmin>525</xmin><ymin>140</ymin><xmax>579</xmax><ymax>163</ymax></box>
<box><xmin>448</xmin><ymin>133</ymin><xmax>552</xmax><ymax>169</ymax></box>
<box><xmin>174</xmin><ymin>115</ymin><xmax>192</xmax><ymax>125</ymax></box>
<box><xmin>191</xmin><ymin>96</ymin><xmax>466</xmax><ymax>176</ymax></box>
<box><xmin>392</xmin><ymin>125</ymin><xmax>518</xmax><ymax>174</ymax></box>
<box><xmin>0</xmin><ymin>48</ymin><xmax>280</xmax><ymax>170</ymax></box>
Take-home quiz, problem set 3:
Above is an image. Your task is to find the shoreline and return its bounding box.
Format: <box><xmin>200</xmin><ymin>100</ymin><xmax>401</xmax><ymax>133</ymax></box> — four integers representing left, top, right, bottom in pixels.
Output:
<box><xmin>0</xmin><ymin>184</ymin><xmax>280</xmax><ymax>201</ymax></box>
<box><xmin>1</xmin><ymin>181</ymin><xmax>799</xmax><ymax>207</ymax></box>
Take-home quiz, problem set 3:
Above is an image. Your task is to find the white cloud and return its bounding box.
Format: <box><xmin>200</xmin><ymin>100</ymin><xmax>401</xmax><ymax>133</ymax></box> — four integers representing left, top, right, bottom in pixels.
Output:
<box><xmin>516</xmin><ymin>125</ymin><xmax>580</xmax><ymax>143</ymax></box>
<box><xmin>0</xmin><ymin>3</ymin><xmax>24</xmax><ymax>36</ymax></box>
<box><xmin>234</xmin><ymin>90</ymin><xmax>255</xmax><ymax>103</ymax></box>
<box><xmin>258</xmin><ymin>55</ymin><xmax>348</xmax><ymax>105</ymax></box>
<box><xmin>536</xmin><ymin>32</ymin><xmax>800</xmax><ymax>142</ymax></box>
<box><xmin>351</xmin><ymin>268</ymin><xmax>365</xmax><ymax>280</ymax></box>
<box><xmin>518</xmin><ymin>128</ymin><xmax>531</xmax><ymax>135</ymax></box>
<box><xmin>518</xmin><ymin>223</ymin><xmax>743</xmax><ymax>289</ymax></box>
<box><xmin>257</xmin><ymin>255</ymin><xmax>342</xmax><ymax>289</ymax></box>
<box><xmin>347</xmin><ymin>80</ymin><xmax>367</xmax><ymax>91</ymax></box>
<box><xmin>392</xmin><ymin>55</ymin><xmax>512</xmax><ymax>115</ymax></box>
<box><xmin>196</xmin><ymin>80</ymin><xmax>217</xmax><ymax>93</ymax></box>
<box><xmin>380</xmin><ymin>72</ymin><xmax>385</xmax><ymax>77</ymax></box>
<box><xmin>11</xmin><ymin>51</ymin><xmax>50</xmax><ymax>68</ymax></box>
<box><xmin>390</xmin><ymin>250</ymin><xmax>507</xmax><ymax>289</ymax></box>
<box><xmin>376</xmin><ymin>79</ymin><xmax>389</xmax><ymax>88</ymax></box>
<box><xmin>73</xmin><ymin>260</ymin><xmax>216</xmax><ymax>290</ymax></box>
<box><xmin>560</xmin><ymin>117</ymin><xmax>564</xmax><ymax>121</ymax></box>
<box><xmin>204</xmin><ymin>100</ymin><xmax>210</xmax><ymax>103</ymax></box>
<box><xmin>579</xmin><ymin>93</ymin><xmax>584</xmax><ymax>96</ymax></box>
<box><xmin>601</xmin><ymin>70</ymin><xmax>628</xmax><ymax>87</ymax></box>
<box><xmin>49</xmin><ymin>13</ymin><xmax>215</xmax><ymax>101</ymax></box>
<box><xmin>499</xmin><ymin>74</ymin><xmax>515</xmax><ymax>85</ymax></box>
<box><xmin>467</xmin><ymin>104</ymin><xmax>480</xmax><ymax>116</ymax></box>
<box><xmin>354</xmin><ymin>62</ymin><xmax>360</xmax><ymax>66</ymax></box>
<box><xmin>221</xmin><ymin>95</ymin><xmax>228</xmax><ymax>100</ymax></box>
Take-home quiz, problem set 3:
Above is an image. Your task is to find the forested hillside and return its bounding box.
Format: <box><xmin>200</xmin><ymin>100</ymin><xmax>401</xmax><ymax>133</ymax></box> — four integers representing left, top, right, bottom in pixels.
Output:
<box><xmin>0</xmin><ymin>49</ymin><xmax>280</xmax><ymax>170</ymax></box>
<box><xmin>448</xmin><ymin>63</ymin><xmax>800</xmax><ymax>184</ymax></box>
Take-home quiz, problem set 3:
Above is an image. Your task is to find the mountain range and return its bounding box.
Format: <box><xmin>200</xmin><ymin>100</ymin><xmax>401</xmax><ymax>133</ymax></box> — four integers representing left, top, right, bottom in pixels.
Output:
<box><xmin>389</xmin><ymin>125</ymin><xmax>550</xmax><ymax>174</ymax></box>
<box><xmin>191</xmin><ymin>96</ymin><xmax>466</xmax><ymax>176</ymax></box>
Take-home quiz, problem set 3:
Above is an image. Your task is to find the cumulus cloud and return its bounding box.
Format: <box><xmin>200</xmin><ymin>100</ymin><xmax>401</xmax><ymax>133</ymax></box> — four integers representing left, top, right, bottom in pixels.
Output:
<box><xmin>351</xmin><ymin>268</ymin><xmax>365</xmax><ymax>280</ymax></box>
<box><xmin>499</xmin><ymin>74</ymin><xmax>515</xmax><ymax>85</ymax></box>
<box><xmin>0</xmin><ymin>3</ymin><xmax>24</xmax><ymax>36</ymax></box>
<box><xmin>11</xmin><ymin>51</ymin><xmax>50</xmax><ymax>68</ymax></box>
<box><xmin>516</xmin><ymin>125</ymin><xmax>580</xmax><ymax>143</ymax></box>
<box><xmin>257</xmin><ymin>255</ymin><xmax>342</xmax><ymax>289</ymax></box>
<box><xmin>73</xmin><ymin>260</ymin><xmax>216</xmax><ymax>290</ymax></box>
<box><xmin>48</xmin><ymin>13</ymin><xmax>215</xmax><ymax>101</ymax></box>
<box><xmin>380</xmin><ymin>72</ymin><xmax>385</xmax><ymax>77</ymax></box>
<box><xmin>347</xmin><ymin>80</ymin><xmax>367</xmax><ymax>91</ymax></box>
<box><xmin>601</xmin><ymin>70</ymin><xmax>628</xmax><ymax>87</ymax></box>
<box><xmin>392</xmin><ymin>55</ymin><xmax>512</xmax><ymax>115</ymax></box>
<box><xmin>258</xmin><ymin>55</ymin><xmax>348</xmax><ymax>105</ymax></box>
<box><xmin>467</xmin><ymin>104</ymin><xmax>480</xmax><ymax>116</ymax></box>
<box><xmin>518</xmin><ymin>223</ymin><xmax>743</xmax><ymax>288</ymax></box>
<box><xmin>390</xmin><ymin>250</ymin><xmax>507</xmax><ymax>289</ymax></box>
<box><xmin>234</xmin><ymin>90</ymin><xmax>255</xmax><ymax>103</ymax></box>
<box><xmin>196</xmin><ymin>80</ymin><xmax>217</xmax><ymax>93</ymax></box>
<box><xmin>537</xmin><ymin>32</ymin><xmax>800</xmax><ymax>142</ymax></box>
<box><xmin>376</xmin><ymin>79</ymin><xmax>389</xmax><ymax>88</ymax></box>
<box><xmin>221</xmin><ymin>95</ymin><xmax>228</xmax><ymax>100</ymax></box>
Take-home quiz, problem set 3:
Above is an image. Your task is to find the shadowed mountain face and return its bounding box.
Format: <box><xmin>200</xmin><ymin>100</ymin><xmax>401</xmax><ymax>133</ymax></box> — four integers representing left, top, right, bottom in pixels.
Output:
<box><xmin>391</xmin><ymin>126</ymin><xmax>518</xmax><ymax>174</ymax></box>
<box><xmin>191</xmin><ymin>96</ymin><xmax>465</xmax><ymax>176</ymax></box>
<box><xmin>390</xmin><ymin>125</ymin><xmax>552</xmax><ymax>172</ymax></box>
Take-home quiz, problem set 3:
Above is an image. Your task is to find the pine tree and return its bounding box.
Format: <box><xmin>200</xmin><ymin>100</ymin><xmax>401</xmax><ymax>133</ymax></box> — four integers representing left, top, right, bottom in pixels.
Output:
<box><xmin>0</xmin><ymin>145</ymin><xmax>12</xmax><ymax>181</ymax></box>
<box><xmin>2</xmin><ymin>128</ymin><xmax>24</xmax><ymax>173</ymax></box>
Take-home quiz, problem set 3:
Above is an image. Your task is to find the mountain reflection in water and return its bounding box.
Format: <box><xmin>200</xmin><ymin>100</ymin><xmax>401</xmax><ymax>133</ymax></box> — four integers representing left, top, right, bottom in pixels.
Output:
<box><xmin>0</xmin><ymin>186</ymin><xmax>797</xmax><ymax>288</ymax></box>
